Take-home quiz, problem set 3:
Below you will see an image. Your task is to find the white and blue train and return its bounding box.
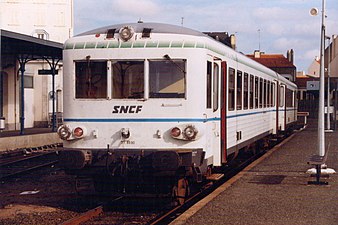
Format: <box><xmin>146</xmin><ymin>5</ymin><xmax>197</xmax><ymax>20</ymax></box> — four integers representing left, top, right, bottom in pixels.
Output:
<box><xmin>57</xmin><ymin>22</ymin><xmax>297</xmax><ymax>201</ymax></box>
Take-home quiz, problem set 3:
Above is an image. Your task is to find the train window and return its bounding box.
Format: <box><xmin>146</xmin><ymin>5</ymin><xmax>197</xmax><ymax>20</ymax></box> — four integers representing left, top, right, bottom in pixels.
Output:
<box><xmin>228</xmin><ymin>68</ymin><xmax>235</xmax><ymax>111</ymax></box>
<box><xmin>206</xmin><ymin>61</ymin><xmax>212</xmax><ymax>108</ymax></box>
<box><xmin>237</xmin><ymin>71</ymin><xmax>242</xmax><ymax>110</ymax></box>
<box><xmin>280</xmin><ymin>85</ymin><xmax>285</xmax><ymax>107</ymax></box>
<box><xmin>270</xmin><ymin>81</ymin><xmax>273</xmax><ymax>107</ymax></box>
<box><xmin>213</xmin><ymin>63</ymin><xmax>219</xmax><ymax>112</ymax></box>
<box><xmin>286</xmin><ymin>88</ymin><xmax>293</xmax><ymax>107</ymax></box>
<box><xmin>272</xmin><ymin>83</ymin><xmax>276</xmax><ymax>107</ymax></box>
<box><xmin>75</xmin><ymin>61</ymin><xmax>107</xmax><ymax>99</ymax></box>
<box><xmin>112</xmin><ymin>61</ymin><xmax>144</xmax><ymax>99</ymax></box>
<box><xmin>259</xmin><ymin>78</ymin><xmax>263</xmax><ymax>108</ymax></box>
<box><xmin>243</xmin><ymin>73</ymin><xmax>248</xmax><ymax>110</ymax></box>
<box><xmin>149</xmin><ymin>59</ymin><xmax>185</xmax><ymax>98</ymax></box>
<box><xmin>254</xmin><ymin>77</ymin><xmax>259</xmax><ymax>109</ymax></box>
<box><xmin>249</xmin><ymin>75</ymin><xmax>254</xmax><ymax>109</ymax></box>
<box><xmin>264</xmin><ymin>80</ymin><xmax>267</xmax><ymax>108</ymax></box>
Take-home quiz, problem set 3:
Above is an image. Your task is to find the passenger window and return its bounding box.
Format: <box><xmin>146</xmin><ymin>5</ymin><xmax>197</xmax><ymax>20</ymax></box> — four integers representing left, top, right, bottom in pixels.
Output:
<box><xmin>149</xmin><ymin>59</ymin><xmax>186</xmax><ymax>98</ymax></box>
<box><xmin>243</xmin><ymin>73</ymin><xmax>248</xmax><ymax>110</ymax></box>
<box><xmin>285</xmin><ymin>88</ymin><xmax>293</xmax><ymax>107</ymax></box>
<box><xmin>259</xmin><ymin>78</ymin><xmax>263</xmax><ymax>108</ymax></box>
<box><xmin>264</xmin><ymin>80</ymin><xmax>267</xmax><ymax>108</ymax></box>
<box><xmin>112</xmin><ymin>60</ymin><xmax>144</xmax><ymax>99</ymax></box>
<box><xmin>249</xmin><ymin>75</ymin><xmax>254</xmax><ymax>109</ymax></box>
<box><xmin>228</xmin><ymin>68</ymin><xmax>235</xmax><ymax>111</ymax></box>
<box><xmin>213</xmin><ymin>63</ymin><xmax>219</xmax><ymax>112</ymax></box>
<box><xmin>255</xmin><ymin>77</ymin><xmax>259</xmax><ymax>109</ymax></box>
<box><xmin>280</xmin><ymin>85</ymin><xmax>285</xmax><ymax>107</ymax></box>
<box><xmin>237</xmin><ymin>71</ymin><xmax>242</xmax><ymax>110</ymax></box>
<box><xmin>272</xmin><ymin>83</ymin><xmax>276</xmax><ymax>107</ymax></box>
<box><xmin>206</xmin><ymin>61</ymin><xmax>212</xmax><ymax>108</ymax></box>
<box><xmin>75</xmin><ymin>60</ymin><xmax>107</xmax><ymax>99</ymax></box>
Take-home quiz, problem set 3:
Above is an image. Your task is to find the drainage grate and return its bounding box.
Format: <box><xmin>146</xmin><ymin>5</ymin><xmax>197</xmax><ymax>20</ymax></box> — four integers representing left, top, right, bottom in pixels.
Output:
<box><xmin>249</xmin><ymin>175</ymin><xmax>286</xmax><ymax>185</ymax></box>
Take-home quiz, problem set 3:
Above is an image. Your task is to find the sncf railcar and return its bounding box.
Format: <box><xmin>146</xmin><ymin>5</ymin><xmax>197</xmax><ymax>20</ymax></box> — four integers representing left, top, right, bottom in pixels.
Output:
<box><xmin>58</xmin><ymin>22</ymin><xmax>297</xmax><ymax>202</ymax></box>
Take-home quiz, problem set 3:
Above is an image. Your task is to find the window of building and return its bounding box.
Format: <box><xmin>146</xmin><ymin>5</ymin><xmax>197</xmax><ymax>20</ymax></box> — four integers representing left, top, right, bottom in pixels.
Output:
<box><xmin>32</xmin><ymin>29</ymin><xmax>49</xmax><ymax>40</ymax></box>
<box><xmin>24</xmin><ymin>75</ymin><xmax>34</xmax><ymax>89</ymax></box>
<box><xmin>112</xmin><ymin>60</ymin><xmax>144</xmax><ymax>99</ymax></box>
<box><xmin>228</xmin><ymin>68</ymin><xmax>235</xmax><ymax>111</ymax></box>
<box><xmin>75</xmin><ymin>61</ymin><xmax>107</xmax><ymax>99</ymax></box>
<box><xmin>149</xmin><ymin>59</ymin><xmax>185</xmax><ymax>98</ymax></box>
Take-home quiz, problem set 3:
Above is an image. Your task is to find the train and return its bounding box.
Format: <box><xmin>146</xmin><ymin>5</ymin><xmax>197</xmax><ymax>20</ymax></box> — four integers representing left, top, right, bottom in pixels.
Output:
<box><xmin>57</xmin><ymin>22</ymin><xmax>298</xmax><ymax>203</ymax></box>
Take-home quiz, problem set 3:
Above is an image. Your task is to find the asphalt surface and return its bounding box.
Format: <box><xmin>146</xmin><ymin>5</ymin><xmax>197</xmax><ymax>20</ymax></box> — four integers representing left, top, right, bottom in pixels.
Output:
<box><xmin>172</xmin><ymin>120</ymin><xmax>338</xmax><ymax>225</ymax></box>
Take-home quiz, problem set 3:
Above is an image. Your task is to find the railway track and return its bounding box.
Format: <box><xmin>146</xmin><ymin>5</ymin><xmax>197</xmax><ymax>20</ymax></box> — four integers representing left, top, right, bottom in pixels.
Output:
<box><xmin>59</xmin><ymin>150</ymin><xmax>264</xmax><ymax>225</ymax></box>
<box><xmin>0</xmin><ymin>151</ymin><xmax>59</xmax><ymax>180</ymax></box>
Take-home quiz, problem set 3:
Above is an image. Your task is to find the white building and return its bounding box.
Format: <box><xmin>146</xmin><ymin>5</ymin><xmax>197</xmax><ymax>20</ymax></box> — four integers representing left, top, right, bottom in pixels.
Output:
<box><xmin>0</xmin><ymin>0</ymin><xmax>73</xmax><ymax>130</ymax></box>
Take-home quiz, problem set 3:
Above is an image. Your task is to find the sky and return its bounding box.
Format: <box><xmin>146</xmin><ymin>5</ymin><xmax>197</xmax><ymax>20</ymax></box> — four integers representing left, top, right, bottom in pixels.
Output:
<box><xmin>73</xmin><ymin>0</ymin><xmax>338</xmax><ymax>72</ymax></box>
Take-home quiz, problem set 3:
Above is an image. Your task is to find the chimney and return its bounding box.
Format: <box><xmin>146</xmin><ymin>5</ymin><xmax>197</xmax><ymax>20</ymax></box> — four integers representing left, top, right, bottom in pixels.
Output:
<box><xmin>230</xmin><ymin>34</ymin><xmax>236</xmax><ymax>50</ymax></box>
<box><xmin>254</xmin><ymin>50</ymin><xmax>261</xmax><ymax>58</ymax></box>
<box><xmin>287</xmin><ymin>49</ymin><xmax>294</xmax><ymax>64</ymax></box>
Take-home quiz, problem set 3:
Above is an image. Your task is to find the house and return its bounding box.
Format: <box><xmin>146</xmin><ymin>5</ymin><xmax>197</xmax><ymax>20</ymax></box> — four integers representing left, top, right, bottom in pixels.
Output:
<box><xmin>0</xmin><ymin>0</ymin><xmax>73</xmax><ymax>132</ymax></box>
<box><xmin>246</xmin><ymin>49</ymin><xmax>297</xmax><ymax>82</ymax></box>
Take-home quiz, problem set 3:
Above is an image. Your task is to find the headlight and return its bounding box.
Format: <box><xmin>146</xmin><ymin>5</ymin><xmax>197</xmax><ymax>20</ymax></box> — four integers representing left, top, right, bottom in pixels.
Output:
<box><xmin>57</xmin><ymin>125</ymin><xmax>71</xmax><ymax>140</ymax></box>
<box><xmin>119</xmin><ymin>26</ymin><xmax>134</xmax><ymax>41</ymax></box>
<box><xmin>183</xmin><ymin>125</ymin><xmax>198</xmax><ymax>140</ymax></box>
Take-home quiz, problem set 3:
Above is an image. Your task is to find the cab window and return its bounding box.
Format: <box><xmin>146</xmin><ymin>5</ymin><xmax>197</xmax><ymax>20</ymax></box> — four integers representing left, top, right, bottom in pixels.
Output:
<box><xmin>149</xmin><ymin>59</ymin><xmax>186</xmax><ymax>98</ymax></box>
<box><xmin>75</xmin><ymin>61</ymin><xmax>107</xmax><ymax>99</ymax></box>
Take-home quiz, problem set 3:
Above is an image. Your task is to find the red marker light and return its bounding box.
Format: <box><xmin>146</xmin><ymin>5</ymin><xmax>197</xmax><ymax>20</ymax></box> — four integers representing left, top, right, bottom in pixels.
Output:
<box><xmin>73</xmin><ymin>127</ymin><xmax>84</xmax><ymax>138</ymax></box>
<box><xmin>171</xmin><ymin>127</ymin><xmax>181</xmax><ymax>138</ymax></box>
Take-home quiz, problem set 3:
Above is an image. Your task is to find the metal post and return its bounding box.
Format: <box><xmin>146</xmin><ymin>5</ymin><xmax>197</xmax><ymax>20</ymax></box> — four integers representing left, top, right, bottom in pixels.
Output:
<box><xmin>52</xmin><ymin>66</ymin><xmax>56</xmax><ymax>132</ymax></box>
<box><xmin>45</xmin><ymin>57</ymin><xmax>60</xmax><ymax>132</ymax></box>
<box><xmin>18</xmin><ymin>55</ymin><xmax>28</xmax><ymax>135</ymax></box>
<box><xmin>318</xmin><ymin>0</ymin><xmax>326</xmax><ymax>156</ymax></box>
<box><xmin>326</xmin><ymin>36</ymin><xmax>332</xmax><ymax>131</ymax></box>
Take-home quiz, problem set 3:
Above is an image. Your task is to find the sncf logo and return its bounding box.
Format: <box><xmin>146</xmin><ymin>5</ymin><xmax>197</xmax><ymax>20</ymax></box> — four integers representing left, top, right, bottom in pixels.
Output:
<box><xmin>112</xmin><ymin>105</ymin><xmax>143</xmax><ymax>114</ymax></box>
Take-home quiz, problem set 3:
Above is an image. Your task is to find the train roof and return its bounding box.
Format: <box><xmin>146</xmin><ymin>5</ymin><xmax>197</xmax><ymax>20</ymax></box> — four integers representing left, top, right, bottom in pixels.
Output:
<box><xmin>77</xmin><ymin>22</ymin><xmax>208</xmax><ymax>37</ymax></box>
<box><xmin>74</xmin><ymin>22</ymin><xmax>297</xmax><ymax>89</ymax></box>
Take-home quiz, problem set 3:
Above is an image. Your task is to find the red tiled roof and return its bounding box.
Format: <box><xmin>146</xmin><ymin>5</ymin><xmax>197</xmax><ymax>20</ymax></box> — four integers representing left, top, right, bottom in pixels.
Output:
<box><xmin>247</xmin><ymin>54</ymin><xmax>296</xmax><ymax>68</ymax></box>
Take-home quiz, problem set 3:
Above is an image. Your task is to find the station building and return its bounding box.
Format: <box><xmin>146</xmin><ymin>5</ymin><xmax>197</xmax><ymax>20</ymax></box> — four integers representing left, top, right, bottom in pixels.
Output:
<box><xmin>0</xmin><ymin>0</ymin><xmax>73</xmax><ymax>132</ymax></box>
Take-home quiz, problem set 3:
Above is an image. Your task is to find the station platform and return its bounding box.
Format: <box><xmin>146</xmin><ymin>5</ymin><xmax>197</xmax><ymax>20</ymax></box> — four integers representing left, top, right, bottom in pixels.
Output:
<box><xmin>0</xmin><ymin>128</ymin><xmax>61</xmax><ymax>152</ymax></box>
<box><xmin>172</xmin><ymin>120</ymin><xmax>338</xmax><ymax>225</ymax></box>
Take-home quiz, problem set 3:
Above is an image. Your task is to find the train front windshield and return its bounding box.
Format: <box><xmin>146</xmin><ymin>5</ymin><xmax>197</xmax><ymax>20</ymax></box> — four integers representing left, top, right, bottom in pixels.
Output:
<box><xmin>74</xmin><ymin>59</ymin><xmax>186</xmax><ymax>99</ymax></box>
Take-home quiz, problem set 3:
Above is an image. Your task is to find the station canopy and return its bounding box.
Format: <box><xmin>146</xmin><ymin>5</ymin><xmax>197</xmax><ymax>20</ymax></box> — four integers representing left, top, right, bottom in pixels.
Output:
<box><xmin>1</xmin><ymin>29</ymin><xmax>62</xmax><ymax>60</ymax></box>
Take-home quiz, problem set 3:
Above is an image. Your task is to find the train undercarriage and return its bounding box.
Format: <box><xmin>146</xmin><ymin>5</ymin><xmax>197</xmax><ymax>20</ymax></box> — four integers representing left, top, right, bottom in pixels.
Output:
<box><xmin>58</xmin><ymin>130</ymin><xmax>293</xmax><ymax>204</ymax></box>
<box><xmin>59</xmin><ymin>148</ymin><xmax>209</xmax><ymax>204</ymax></box>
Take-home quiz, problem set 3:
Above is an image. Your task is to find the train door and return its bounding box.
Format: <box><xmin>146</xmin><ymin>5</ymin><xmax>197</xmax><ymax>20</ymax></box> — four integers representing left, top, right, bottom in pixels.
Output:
<box><xmin>221</xmin><ymin>61</ymin><xmax>227</xmax><ymax>163</ymax></box>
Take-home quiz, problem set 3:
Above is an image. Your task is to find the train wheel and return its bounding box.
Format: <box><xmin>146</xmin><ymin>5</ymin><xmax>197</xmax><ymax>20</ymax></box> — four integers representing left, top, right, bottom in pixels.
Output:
<box><xmin>171</xmin><ymin>178</ymin><xmax>190</xmax><ymax>206</ymax></box>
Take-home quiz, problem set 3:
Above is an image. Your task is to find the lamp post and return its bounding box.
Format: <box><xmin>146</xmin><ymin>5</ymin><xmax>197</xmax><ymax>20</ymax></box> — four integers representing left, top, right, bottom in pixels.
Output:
<box><xmin>317</xmin><ymin>0</ymin><xmax>326</xmax><ymax>157</ymax></box>
<box><xmin>308</xmin><ymin>0</ymin><xmax>335</xmax><ymax>175</ymax></box>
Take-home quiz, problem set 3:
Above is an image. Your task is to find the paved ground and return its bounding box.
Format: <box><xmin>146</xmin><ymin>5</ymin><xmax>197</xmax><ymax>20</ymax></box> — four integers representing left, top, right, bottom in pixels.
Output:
<box><xmin>0</xmin><ymin>128</ymin><xmax>54</xmax><ymax>138</ymax></box>
<box><xmin>0</xmin><ymin>128</ymin><xmax>60</xmax><ymax>152</ymax></box>
<box><xmin>172</xmin><ymin>120</ymin><xmax>338</xmax><ymax>225</ymax></box>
